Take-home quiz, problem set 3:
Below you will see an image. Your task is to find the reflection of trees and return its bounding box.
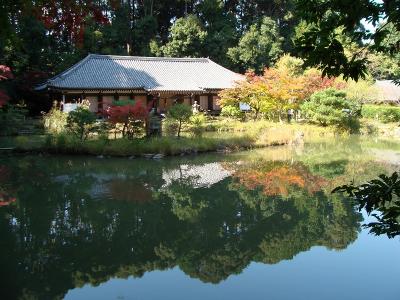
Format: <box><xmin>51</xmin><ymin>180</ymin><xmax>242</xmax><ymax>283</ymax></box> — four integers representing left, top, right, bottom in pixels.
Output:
<box><xmin>230</xmin><ymin>161</ymin><xmax>328</xmax><ymax>197</ymax></box>
<box><xmin>0</xmin><ymin>155</ymin><xmax>363</xmax><ymax>299</ymax></box>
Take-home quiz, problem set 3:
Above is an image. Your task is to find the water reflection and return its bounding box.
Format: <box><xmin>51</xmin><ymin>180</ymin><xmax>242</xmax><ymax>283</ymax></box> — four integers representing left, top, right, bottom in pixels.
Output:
<box><xmin>0</xmin><ymin>138</ymin><xmax>397</xmax><ymax>299</ymax></box>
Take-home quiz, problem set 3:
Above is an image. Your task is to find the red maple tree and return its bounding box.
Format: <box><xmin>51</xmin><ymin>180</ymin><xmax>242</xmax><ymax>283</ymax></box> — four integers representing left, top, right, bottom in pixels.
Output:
<box><xmin>103</xmin><ymin>100</ymin><xmax>151</xmax><ymax>138</ymax></box>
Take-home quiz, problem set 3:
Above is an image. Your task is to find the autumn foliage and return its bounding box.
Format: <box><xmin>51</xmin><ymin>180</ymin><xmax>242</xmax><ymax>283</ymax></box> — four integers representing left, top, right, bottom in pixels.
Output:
<box><xmin>38</xmin><ymin>1</ymin><xmax>109</xmax><ymax>48</ymax></box>
<box><xmin>219</xmin><ymin>58</ymin><xmax>342</xmax><ymax>120</ymax></box>
<box><xmin>103</xmin><ymin>100</ymin><xmax>150</xmax><ymax>138</ymax></box>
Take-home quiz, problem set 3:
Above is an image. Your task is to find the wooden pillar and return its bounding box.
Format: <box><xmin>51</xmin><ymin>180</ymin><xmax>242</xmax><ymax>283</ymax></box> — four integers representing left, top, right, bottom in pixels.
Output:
<box><xmin>98</xmin><ymin>94</ymin><xmax>103</xmax><ymax>112</ymax></box>
<box><xmin>61</xmin><ymin>94</ymin><xmax>66</xmax><ymax>112</ymax></box>
<box><xmin>147</xmin><ymin>94</ymin><xmax>153</xmax><ymax>106</ymax></box>
<box><xmin>207</xmin><ymin>94</ymin><xmax>213</xmax><ymax>111</ymax></box>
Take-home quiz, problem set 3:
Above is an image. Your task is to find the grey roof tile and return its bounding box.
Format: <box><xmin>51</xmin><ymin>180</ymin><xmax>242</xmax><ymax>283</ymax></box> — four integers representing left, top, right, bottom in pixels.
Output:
<box><xmin>43</xmin><ymin>54</ymin><xmax>243</xmax><ymax>92</ymax></box>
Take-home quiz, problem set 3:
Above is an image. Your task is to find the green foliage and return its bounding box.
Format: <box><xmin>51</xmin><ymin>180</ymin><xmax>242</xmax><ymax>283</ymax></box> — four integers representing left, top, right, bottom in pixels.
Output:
<box><xmin>161</xmin><ymin>15</ymin><xmax>207</xmax><ymax>57</ymax></box>
<box><xmin>367</xmin><ymin>52</ymin><xmax>400</xmax><ymax>80</ymax></box>
<box><xmin>43</xmin><ymin>107</ymin><xmax>68</xmax><ymax>134</ymax></box>
<box><xmin>197</xmin><ymin>0</ymin><xmax>237</xmax><ymax>66</ymax></box>
<box><xmin>163</xmin><ymin>119</ymin><xmax>179</xmax><ymax>137</ymax></box>
<box><xmin>333</xmin><ymin>172</ymin><xmax>400</xmax><ymax>238</ymax></box>
<box><xmin>295</xmin><ymin>1</ymin><xmax>400</xmax><ymax>81</ymax></box>
<box><xmin>220</xmin><ymin>105</ymin><xmax>244</xmax><ymax>119</ymax></box>
<box><xmin>344</xmin><ymin>79</ymin><xmax>378</xmax><ymax>103</ymax></box>
<box><xmin>301</xmin><ymin>89</ymin><xmax>361</xmax><ymax>130</ymax></box>
<box><xmin>362</xmin><ymin>104</ymin><xmax>400</xmax><ymax>123</ymax></box>
<box><xmin>189</xmin><ymin>113</ymin><xmax>207</xmax><ymax>137</ymax></box>
<box><xmin>0</xmin><ymin>104</ymin><xmax>27</xmax><ymax>136</ymax></box>
<box><xmin>227</xmin><ymin>17</ymin><xmax>283</xmax><ymax>73</ymax></box>
<box><xmin>274</xmin><ymin>54</ymin><xmax>304</xmax><ymax>76</ymax></box>
<box><xmin>167</xmin><ymin>104</ymin><xmax>193</xmax><ymax>137</ymax></box>
<box><xmin>66</xmin><ymin>106</ymin><xmax>98</xmax><ymax>141</ymax></box>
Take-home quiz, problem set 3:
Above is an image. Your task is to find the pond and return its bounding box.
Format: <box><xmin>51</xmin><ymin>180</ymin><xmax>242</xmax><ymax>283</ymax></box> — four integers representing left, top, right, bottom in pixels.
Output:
<box><xmin>0</xmin><ymin>136</ymin><xmax>399</xmax><ymax>300</ymax></box>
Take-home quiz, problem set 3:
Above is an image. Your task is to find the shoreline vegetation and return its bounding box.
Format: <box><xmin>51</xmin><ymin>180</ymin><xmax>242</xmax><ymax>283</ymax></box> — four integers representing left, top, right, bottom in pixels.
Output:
<box><xmin>2</xmin><ymin>119</ymin><xmax>395</xmax><ymax>158</ymax></box>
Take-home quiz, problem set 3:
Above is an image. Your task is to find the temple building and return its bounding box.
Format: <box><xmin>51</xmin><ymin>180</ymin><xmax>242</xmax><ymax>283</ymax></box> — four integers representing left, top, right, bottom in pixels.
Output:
<box><xmin>37</xmin><ymin>54</ymin><xmax>243</xmax><ymax>113</ymax></box>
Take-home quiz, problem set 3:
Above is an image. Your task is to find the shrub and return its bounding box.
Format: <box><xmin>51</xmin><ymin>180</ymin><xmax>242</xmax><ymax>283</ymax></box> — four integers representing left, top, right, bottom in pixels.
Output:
<box><xmin>163</xmin><ymin>119</ymin><xmax>179</xmax><ymax>136</ymax></box>
<box><xmin>66</xmin><ymin>106</ymin><xmax>98</xmax><ymax>141</ymax></box>
<box><xmin>0</xmin><ymin>104</ymin><xmax>27</xmax><ymax>136</ymax></box>
<box><xmin>14</xmin><ymin>136</ymin><xmax>29</xmax><ymax>149</ymax></box>
<box><xmin>301</xmin><ymin>88</ymin><xmax>361</xmax><ymax>131</ymax></box>
<box><xmin>167</xmin><ymin>104</ymin><xmax>192</xmax><ymax>137</ymax></box>
<box><xmin>43</xmin><ymin>107</ymin><xmax>68</xmax><ymax>134</ymax></box>
<box><xmin>189</xmin><ymin>113</ymin><xmax>206</xmax><ymax>137</ymax></box>
<box><xmin>220</xmin><ymin>105</ymin><xmax>244</xmax><ymax>119</ymax></box>
<box><xmin>362</xmin><ymin>105</ymin><xmax>400</xmax><ymax>123</ymax></box>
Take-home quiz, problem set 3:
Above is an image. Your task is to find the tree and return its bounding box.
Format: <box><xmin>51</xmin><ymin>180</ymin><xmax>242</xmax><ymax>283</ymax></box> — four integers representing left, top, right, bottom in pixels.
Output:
<box><xmin>274</xmin><ymin>54</ymin><xmax>304</xmax><ymax>76</ymax></box>
<box><xmin>66</xmin><ymin>105</ymin><xmax>97</xmax><ymax>141</ymax></box>
<box><xmin>167</xmin><ymin>103</ymin><xmax>192</xmax><ymax>137</ymax></box>
<box><xmin>196</xmin><ymin>0</ymin><xmax>237</xmax><ymax>67</ymax></box>
<box><xmin>294</xmin><ymin>0</ymin><xmax>400</xmax><ymax>81</ymax></box>
<box><xmin>300</xmin><ymin>88</ymin><xmax>361</xmax><ymax>129</ymax></box>
<box><xmin>219</xmin><ymin>66</ymin><xmax>333</xmax><ymax>121</ymax></box>
<box><xmin>219</xmin><ymin>72</ymin><xmax>275</xmax><ymax>120</ymax></box>
<box><xmin>301</xmin><ymin>68</ymin><xmax>345</xmax><ymax>99</ymax></box>
<box><xmin>227</xmin><ymin>17</ymin><xmax>283</xmax><ymax>73</ymax></box>
<box><xmin>162</xmin><ymin>15</ymin><xmax>207</xmax><ymax>57</ymax></box>
<box><xmin>367</xmin><ymin>51</ymin><xmax>400</xmax><ymax>80</ymax></box>
<box><xmin>104</xmin><ymin>100</ymin><xmax>148</xmax><ymax>139</ymax></box>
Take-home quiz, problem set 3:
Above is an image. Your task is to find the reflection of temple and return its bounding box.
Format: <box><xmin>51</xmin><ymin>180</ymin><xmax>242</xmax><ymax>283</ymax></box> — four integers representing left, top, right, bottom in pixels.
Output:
<box><xmin>55</xmin><ymin>173</ymin><xmax>154</xmax><ymax>203</ymax></box>
<box><xmin>162</xmin><ymin>163</ymin><xmax>232</xmax><ymax>188</ymax></box>
<box><xmin>0</xmin><ymin>155</ymin><xmax>363</xmax><ymax>300</ymax></box>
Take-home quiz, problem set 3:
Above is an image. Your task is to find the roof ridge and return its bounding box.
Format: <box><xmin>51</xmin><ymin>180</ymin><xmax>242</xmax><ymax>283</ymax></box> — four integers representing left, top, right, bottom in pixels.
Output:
<box><xmin>48</xmin><ymin>54</ymin><xmax>92</xmax><ymax>84</ymax></box>
<box><xmin>89</xmin><ymin>54</ymin><xmax>209</xmax><ymax>62</ymax></box>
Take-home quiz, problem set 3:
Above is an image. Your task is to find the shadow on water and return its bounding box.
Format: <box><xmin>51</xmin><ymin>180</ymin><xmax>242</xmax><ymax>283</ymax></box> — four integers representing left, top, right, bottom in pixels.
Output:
<box><xmin>0</xmin><ymin>137</ymin><xmax>398</xmax><ymax>299</ymax></box>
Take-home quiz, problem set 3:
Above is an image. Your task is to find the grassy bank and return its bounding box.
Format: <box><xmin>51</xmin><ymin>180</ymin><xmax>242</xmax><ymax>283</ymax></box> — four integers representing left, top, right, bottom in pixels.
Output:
<box><xmin>6</xmin><ymin>120</ymin><xmax>342</xmax><ymax>157</ymax></box>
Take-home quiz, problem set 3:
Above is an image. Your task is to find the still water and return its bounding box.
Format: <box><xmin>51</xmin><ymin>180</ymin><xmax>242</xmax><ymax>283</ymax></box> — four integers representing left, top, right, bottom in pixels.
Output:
<box><xmin>1</xmin><ymin>137</ymin><xmax>399</xmax><ymax>300</ymax></box>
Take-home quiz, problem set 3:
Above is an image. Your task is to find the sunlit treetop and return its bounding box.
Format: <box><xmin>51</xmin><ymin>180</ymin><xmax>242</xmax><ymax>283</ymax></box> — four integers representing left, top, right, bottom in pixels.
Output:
<box><xmin>295</xmin><ymin>0</ymin><xmax>400</xmax><ymax>82</ymax></box>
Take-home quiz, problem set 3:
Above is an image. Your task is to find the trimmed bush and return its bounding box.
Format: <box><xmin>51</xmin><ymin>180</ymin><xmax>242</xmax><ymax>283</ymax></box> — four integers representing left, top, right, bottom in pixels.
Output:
<box><xmin>189</xmin><ymin>113</ymin><xmax>206</xmax><ymax>137</ymax></box>
<box><xmin>362</xmin><ymin>104</ymin><xmax>400</xmax><ymax>123</ymax></box>
<box><xmin>301</xmin><ymin>88</ymin><xmax>361</xmax><ymax>132</ymax></box>
<box><xmin>67</xmin><ymin>106</ymin><xmax>98</xmax><ymax>141</ymax></box>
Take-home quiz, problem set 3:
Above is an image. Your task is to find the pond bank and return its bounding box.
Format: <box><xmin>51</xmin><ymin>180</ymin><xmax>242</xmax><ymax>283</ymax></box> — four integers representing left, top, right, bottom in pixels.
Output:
<box><xmin>2</xmin><ymin>122</ymin><xmax>350</xmax><ymax>158</ymax></box>
<box><xmin>11</xmin><ymin>135</ymin><xmax>289</xmax><ymax>158</ymax></box>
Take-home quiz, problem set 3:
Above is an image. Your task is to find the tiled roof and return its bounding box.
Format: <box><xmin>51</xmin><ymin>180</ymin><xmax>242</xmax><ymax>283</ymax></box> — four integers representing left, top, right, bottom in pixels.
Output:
<box><xmin>40</xmin><ymin>54</ymin><xmax>243</xmax><ymax>92</ymax></box>
<box><xmin>374</xmin><ymin>80</ymin><xmax>400</xmax><ymax>102</ymax></box>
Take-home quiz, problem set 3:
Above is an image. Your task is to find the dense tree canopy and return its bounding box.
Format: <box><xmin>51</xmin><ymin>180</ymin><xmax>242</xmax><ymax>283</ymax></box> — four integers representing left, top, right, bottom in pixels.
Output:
<box><xmin>295</xmin><ymin>0</ymin><xmax>400</xmax><ymax>82</ymax></box>
<box><xmin>227</xmin><ymin>16</ymin><xmax>283</xmax><ymax>73</ymax></box>
<box><xmin>1</xmin><ymin>0</ymin><xmax>398</xmax><ymax>113</ymax></box>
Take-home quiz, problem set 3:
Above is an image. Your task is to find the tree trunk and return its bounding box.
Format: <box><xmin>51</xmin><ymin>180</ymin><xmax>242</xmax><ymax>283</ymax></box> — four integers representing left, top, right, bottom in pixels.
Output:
<box><xmin>177</xmin><ymin>120</ymin><xmax>182</xmax><ymax>137</ymax></box>
<box><xmin>254</xmin><ymin>109</ymin><xmax>259</xmax><ymax>120</ymax></box>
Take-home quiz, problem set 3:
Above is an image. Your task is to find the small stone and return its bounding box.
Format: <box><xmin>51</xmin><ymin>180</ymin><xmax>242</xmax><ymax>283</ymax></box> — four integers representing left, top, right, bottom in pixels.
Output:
<box><xmin>128</xmin><ymin>155</ymin><xmax>135</xmax><ymax>160</ymax></box>
<box><xmin>153</xmin><ymin>154</ymin><xmax>164</xmax><ymax>159</ymax></box>
<box><xmin>143</xmin><ymin>153</ymin><xmax>154</xmax><ymax>159</ymax></box>
<box><xmin>97</xmin><ymin>155</ymin><xmax>104</xmax><ymax>159</ymax></box>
